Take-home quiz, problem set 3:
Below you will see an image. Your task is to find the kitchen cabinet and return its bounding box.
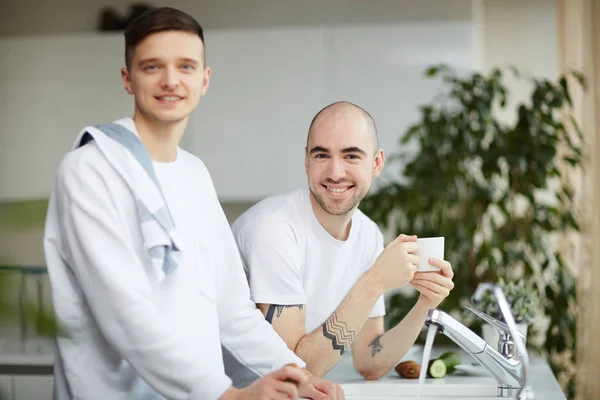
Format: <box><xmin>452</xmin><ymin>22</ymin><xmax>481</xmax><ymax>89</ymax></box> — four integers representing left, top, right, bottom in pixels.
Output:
<box><xmin>13</xmin><ymin>376</ymin><xmax>53</xmax><ymax>400</ymax></box>
<box><xmin>0</xmin><ymin>352</ymin><xmax>53</xmax><ymax>400</ymax></box>
<box><xmin>0</xmin><ymin>376</ymin><xmax>14</xmax><ymax>400</ymax></box>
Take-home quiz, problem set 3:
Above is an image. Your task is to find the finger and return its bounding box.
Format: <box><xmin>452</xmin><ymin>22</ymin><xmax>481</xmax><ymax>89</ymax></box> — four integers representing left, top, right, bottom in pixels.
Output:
<box><xmin>331</xmin><ymin>383</ymin><xmax>345</xmax><ymax>400</ymax></box>
<box><xmin>273</xmin><ymin>380</ymin><xmax>299</xmax><ymax>399</ymax></box>
<box><xmin>315</xmin><ymin>382</ymin><xmax>342</xmax><ymax>400</ymax></box>
<box><xmin>407</xmin><ymin>263</ymin><xmax>417</xmax><ymax>275</ymax></box>
<box><xmin>412</xmin><ymin>273</ymin><xmax>453</xmax><ymax>288</ymax></box>
<box><xmin>399</xmin><ymin>234</ymin><xmax>417</xmax><ymax>243</ymax></box>
<box><xmin>428</xmin><ymin>258</ymin><xmax>453</xmax><ymax>278</ymax></box>
<box><xmin>411</xmin><ymin>281</ymin><xmax>444</xmax><ymax>302</ymax></box>
<box><xmin>270</xmin><ymin>365</ymin><xmax>308</xmax><ymax>386</ymax></box>
<box><xmin>408</xmin><ymin>254</ymin><xmax>420</xmax><ymax>266</ymax></box>
<box><xmin>411</xmin><ymin>279</ymin><xmax>451</xmax><ymax>297</ymax></box>
<box><xmin>300</xmin><ymin>384</ymin><xmax>329</xmax><ymax>400</ymax></box>
<box><xmin>401</xmin><ymin>242</ymin><xmax>419</xmax><ymax>254</ymax></box>
<box><xmin>412</xmin><ymin>275</ymin><xmax>452</xmax><ymax>291</ymax></box>
<box><xmin>392</xmin><ymin>234</ymin><xmax>417</xmax><ymax>245</ymax></box>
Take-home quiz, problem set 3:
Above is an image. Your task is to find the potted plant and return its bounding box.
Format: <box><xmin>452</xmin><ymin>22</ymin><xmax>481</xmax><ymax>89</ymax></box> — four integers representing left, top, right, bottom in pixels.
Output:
<box><xmin>472</xmin><ymin>278</ymin><xmax>539</xmax><ymax>348</ymax></box>
<box><xmin>360</xmin><ymin>64</ymin><xmax>584</xmax><ymax>398</ymax></box>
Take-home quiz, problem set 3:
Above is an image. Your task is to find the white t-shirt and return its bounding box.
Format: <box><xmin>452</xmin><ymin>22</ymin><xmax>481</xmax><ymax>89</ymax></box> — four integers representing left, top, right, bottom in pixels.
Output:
<box><xmin>43</xmin><ymin>118</ymin><xmax>304</xmax><ymax>400</ymax></box>
<box><xmin>232</xmin><ymin>189</ymin><xmax>386</xmax><ymax>334</ymax></box>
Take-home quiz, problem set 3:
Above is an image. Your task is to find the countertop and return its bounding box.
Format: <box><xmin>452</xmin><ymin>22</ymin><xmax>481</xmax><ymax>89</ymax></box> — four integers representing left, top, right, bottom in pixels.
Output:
<box><xmin>324</xmin><ymin>345</ymin><xmax>566</xmax><ymax>400</ymax></box>
<box><xmin>0</xmin><ymin>343</ymin><xmax>566</xmax><ymax>399</ymax></box>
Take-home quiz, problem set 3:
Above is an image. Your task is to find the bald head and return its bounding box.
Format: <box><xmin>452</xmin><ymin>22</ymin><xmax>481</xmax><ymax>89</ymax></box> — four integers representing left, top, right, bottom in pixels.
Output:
<box><xmin>307</xmin><ymin>101</ymin><xmax>379</xmax><ymax>153</ymax></box>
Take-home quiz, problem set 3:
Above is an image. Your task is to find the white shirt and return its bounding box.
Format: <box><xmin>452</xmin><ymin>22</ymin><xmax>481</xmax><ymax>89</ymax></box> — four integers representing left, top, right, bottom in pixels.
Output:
<box><xmin>232</xmin><ymin>189</ymin><xmax>385</xmax><ymax>334</ymax></box>
<box><xmin>43</xmin><ymin>118</ymin><xmax>304</xmax><ymax>400</ymax></box>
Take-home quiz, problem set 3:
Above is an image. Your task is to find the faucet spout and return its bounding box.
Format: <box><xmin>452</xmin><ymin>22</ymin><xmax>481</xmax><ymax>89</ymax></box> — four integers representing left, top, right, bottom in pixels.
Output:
<box><xmin>425</xmin><ymin>282</ymin><xmax>535</xmax><ymax>400</ymax></box>
<box><xmin>425</xmin><ymin>309</ymin><xmax>522</xmax><ymax>388</ymax></box>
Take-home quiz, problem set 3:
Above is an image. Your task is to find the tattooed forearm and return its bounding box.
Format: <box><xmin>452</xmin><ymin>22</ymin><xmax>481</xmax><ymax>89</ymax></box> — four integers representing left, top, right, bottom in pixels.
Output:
<box><xmin>265</xmin><ymin>304</ymin><xmax>304</xmax><ymax>324</ymax></box>
<box><xmin>369</xmin><ymin>334</ymin><xmax>384</xmax><ymax>357</ymax></box>
<box><xmin>321</xmin><ymin>312</ymin><xmax>356</xmax><ymax>355</ymax></box>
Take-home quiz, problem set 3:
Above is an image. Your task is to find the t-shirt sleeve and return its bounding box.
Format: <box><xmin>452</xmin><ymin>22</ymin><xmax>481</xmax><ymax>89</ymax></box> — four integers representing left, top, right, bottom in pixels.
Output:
<box><xmin>234</xmin><ymin>215</ymin><xmax>306</xmax><ymax>305</ymax></box>
<box><xmin>368</xmin><ymin>227</ymin><xmax>386</xmax><ymax>318</ymax></box>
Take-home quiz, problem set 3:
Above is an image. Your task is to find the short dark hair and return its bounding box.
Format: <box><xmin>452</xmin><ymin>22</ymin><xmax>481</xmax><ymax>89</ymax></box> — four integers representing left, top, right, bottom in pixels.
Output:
<box><xmin>124</xmin><ymin>7</ymin><xmax>205</xmax><ymax>70</ymax></box>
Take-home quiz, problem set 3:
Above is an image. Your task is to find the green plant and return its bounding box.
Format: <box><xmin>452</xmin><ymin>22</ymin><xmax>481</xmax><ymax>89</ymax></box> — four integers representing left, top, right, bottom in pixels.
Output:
<box><xmin>1</xmin><ymin>200</ymin><xmax>58</xmax><ymax>338</ymax></box>
<box><xmin>472</xmin><ymin>278</ymin><xmax>539</xmax><ymax>324</ymax></box>
<box><xmin>361</xmin><ymin>64</ymin><xmax>583</xmax><ymax>399</ymax></box>
<box><xmin>0</xmin><ymin>269</ymin><xmax>62</xmax><ymax>339</ymax></box>
<box><xmin>0</xmin><ymin>200</ymin><xmax>61</xmax><ymax>400</ymax></box>
<box><xmin>0</xmin><ymin>199</ymin><xmax>49</xmax><ymax>230</ymax></box>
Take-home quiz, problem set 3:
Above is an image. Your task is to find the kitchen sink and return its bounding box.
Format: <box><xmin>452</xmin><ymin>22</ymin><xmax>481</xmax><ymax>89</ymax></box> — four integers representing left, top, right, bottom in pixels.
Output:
<box><xmin>324</xmin><ymin>345</ymin><xmax>499</xmax><ymax>399</ymax></box>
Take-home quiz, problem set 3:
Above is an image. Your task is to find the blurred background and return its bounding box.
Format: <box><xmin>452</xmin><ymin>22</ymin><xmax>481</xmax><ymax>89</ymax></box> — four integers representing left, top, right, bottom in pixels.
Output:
<box><xmin>0</xmin><ymin>1</ymin><xmax>598</xmax><ymax>399</ymax></box>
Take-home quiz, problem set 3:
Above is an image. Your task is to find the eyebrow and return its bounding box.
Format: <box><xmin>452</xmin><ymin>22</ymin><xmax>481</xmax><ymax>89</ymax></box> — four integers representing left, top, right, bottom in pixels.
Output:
<box><xmin>138</xmin><ymin>58</ymin><xmax>160</xmax><ymax>67</ymax></box>
<box><xmin>309</xmin><ymin>146</ymin><xmax>329</xmax><ymax>155</ymax></box>
<box><xmin>179</xmin><ymin>58</ymin><xmax>200</xmax><ymax>65</ymax></box>
<box><xmin>138</xmin><ymin>57</ymin><xmax>200</xmax><ymax>67</ymax></box>
<box><xmin>309</xmin><ymin>146</ymin><xmax>367</xmax><ymax>156</ymax></box>
<box><xmin>341</xmin><ymin>146</ymin><xmax>367</xmax><ymax>156</ymax></box>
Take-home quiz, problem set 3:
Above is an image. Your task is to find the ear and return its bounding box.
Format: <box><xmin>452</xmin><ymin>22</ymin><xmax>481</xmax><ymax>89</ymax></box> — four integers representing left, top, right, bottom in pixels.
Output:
<box><xmin>121</xmin><ymin>67</ymin><xmax>134</xmax><ymax>95</ymax></box>
<box><xmin>372</xmin><ymin>149</ymin><xmax>385</xmax><ymax>178</ymax></box>
<box><xmin>200</xmin><ymin>67</ymin><xmax>211</xmax><ymax>96</ymax></box>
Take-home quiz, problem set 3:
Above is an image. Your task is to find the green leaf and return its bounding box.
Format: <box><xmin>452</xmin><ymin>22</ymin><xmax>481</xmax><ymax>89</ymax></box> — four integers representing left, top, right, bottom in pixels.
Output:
<box><xmin>559</xmin><ymin>76</ymin><xmax>572</xmax><ymax>107</ymax></box>
<box><xmin>563</xmin><ymin>156</ymin><xmax>579</xmax><ymax>166</ymax></box>
<box><xmin>569</xmin><ymin>115</ymin><xmax>584</xmax><ymax>141</ymax></box>
<box><xmin>425</xmin><ymin>64</ymin><xmax>450</xmax><ymax>78</ymax></box>
<box><xmin>401</xmin><ymin>124</ymin><xmax>421</xmax><ymax>144</ymax></box>
<box><xmin>570</xmin><ymin>70</ymin><xmax>586</xmax><ymax>89</ymax></box>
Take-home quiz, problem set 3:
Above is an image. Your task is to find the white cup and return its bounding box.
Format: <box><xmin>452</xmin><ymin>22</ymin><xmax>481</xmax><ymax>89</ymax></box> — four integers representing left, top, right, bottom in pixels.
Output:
<box><xmin>416</xmin><ymin>237</ymin><xmax>444</xmax><ymax>272</ymax></box>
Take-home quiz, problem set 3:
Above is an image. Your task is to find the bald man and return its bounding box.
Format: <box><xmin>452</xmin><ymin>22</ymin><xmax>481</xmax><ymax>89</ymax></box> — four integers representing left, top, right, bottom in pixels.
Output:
<box><xmin>227</xmin><ymin>101</ymin><xmax>455</xmax><ymax>383</ymax></box>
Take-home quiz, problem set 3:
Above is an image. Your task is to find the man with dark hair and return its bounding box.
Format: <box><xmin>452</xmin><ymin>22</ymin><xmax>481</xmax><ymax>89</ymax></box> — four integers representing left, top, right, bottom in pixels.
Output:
<box><xmin>44</xmin><ymin>7</ymin><xmax>342</xmax><ymax>400</ymax></box>
<box><xmin>229</xmin><ymin>101</ymin><xmax>455</xmax><ymax>380</ymax></box>
<box><xmin>123</xmin><ymin>6</ymin><xmax>207</xmax><ymax>69</ymax></box>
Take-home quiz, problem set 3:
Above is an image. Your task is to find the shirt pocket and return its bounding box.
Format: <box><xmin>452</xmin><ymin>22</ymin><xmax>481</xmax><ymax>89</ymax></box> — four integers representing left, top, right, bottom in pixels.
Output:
<box><xmin>196</xmin><ymin>244</ymin><xmax>217</xmax><ymax>303</ymax></box>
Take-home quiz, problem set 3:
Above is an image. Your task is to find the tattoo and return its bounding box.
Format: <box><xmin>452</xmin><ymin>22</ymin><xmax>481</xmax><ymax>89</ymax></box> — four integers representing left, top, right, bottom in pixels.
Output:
<box><xmin>321</xmin><ymin>312</ymin><xmax>356</xmax><ymax>356</ymax></box>
<box><xmin>265</xmin><ymin>304</ymin><xmax>304</xmax><ymax>324</ymax></box>
<box><xmin>369</xmin><ymin>334</ymin><xmax>384</xmax><ymax>357</ymax></box>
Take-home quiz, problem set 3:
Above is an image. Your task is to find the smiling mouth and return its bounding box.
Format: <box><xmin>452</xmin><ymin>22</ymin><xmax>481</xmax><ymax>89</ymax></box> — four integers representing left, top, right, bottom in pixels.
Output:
<box><xmin>323</xmin><ymin>185</ymin><xmax>354</xmax><ymax>194</ymax></box>
<box><xmin>155</xmin><ymin>95</ymin><xmax>184</xmax><ymax>102</ymax></box>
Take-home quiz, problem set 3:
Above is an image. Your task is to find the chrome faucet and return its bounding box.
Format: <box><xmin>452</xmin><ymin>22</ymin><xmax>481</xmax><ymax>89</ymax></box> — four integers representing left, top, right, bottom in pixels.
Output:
<box><xmin>424</xmin><ymin>283</ymin><xmax>535</xmax><ymax>399</ymax></box>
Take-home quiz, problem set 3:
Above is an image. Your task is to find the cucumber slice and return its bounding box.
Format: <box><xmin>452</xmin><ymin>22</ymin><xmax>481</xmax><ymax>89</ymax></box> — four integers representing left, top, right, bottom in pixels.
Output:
<box><xmin>437</xmin><ymin>351</ymin><xmax>461</xmax><ymax>374</ymax></box>
<box><xmin>428</xmin><ymin>359</ymin><xmax>447</xmax><ymax>378</ymax></box>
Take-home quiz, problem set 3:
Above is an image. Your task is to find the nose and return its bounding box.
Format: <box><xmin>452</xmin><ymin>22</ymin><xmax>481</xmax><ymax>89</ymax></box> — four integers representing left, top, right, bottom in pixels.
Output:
<box><xmin>326</xmin><ymin>157</ymin><xmax>346</xmax><ymax>182</ymax></box>
<box><xmin>160</xmin><ymin>65</ymin><xmax>180</xmax><ymax>90</ymax></box>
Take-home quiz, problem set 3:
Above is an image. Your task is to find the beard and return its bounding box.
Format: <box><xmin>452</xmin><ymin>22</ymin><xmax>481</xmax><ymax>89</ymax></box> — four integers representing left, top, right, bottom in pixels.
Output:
<box><xmin>309</xmin><ymin>181</ymin><xmax>367</xmax><ymax>216</ymax></box>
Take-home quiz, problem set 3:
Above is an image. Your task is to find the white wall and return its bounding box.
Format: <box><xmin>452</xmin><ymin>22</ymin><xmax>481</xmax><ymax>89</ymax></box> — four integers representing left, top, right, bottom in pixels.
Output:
<box><xmin>189</xmin><ymin>22</ymin><xmax>474</xmax><ymax>200</ymax></box>
<box><xmin>0</xmin><ymin>2</ymin><xmax>476</xmax><ymax>202</ymax></box>
<box><xmin>0</xmin><ymin>0</ymin><xmax>561</xmax><ymax>267</ymax></box>
<box><xmin>0</xmin><ymin>0</ymin><xmax>560</xmax><ymax>199</ymax></box>
<box><xmin>480</xmin><ymin>0</ymin><xmax>558</xmax><ymax>77</ymax></box>
<box><xmin>476</xmin><ymin>0</ymin><xmax>559</xmax><ymax>124</ymax></box>
<box><xmin>0</xmin><ymin>0</ymin><xmax>473</xmax><ymax>36</ymax></box>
